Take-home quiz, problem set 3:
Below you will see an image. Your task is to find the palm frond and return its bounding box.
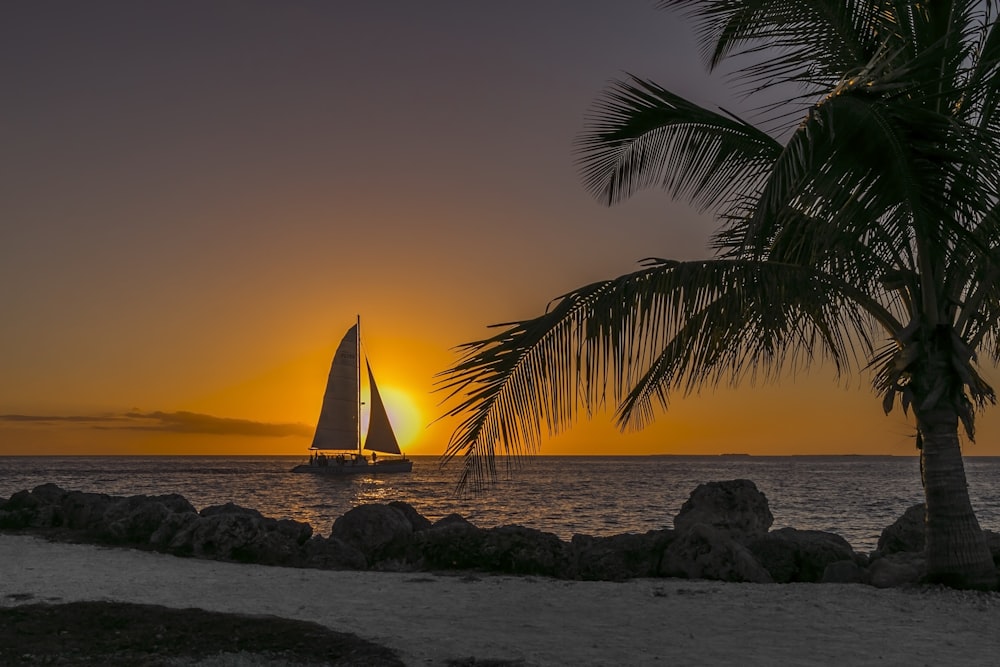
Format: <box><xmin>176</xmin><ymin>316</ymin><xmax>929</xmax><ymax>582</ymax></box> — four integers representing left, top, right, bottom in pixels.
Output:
<box><xmin>437</xmin><ymin>258</ymin><xmax>896</xmax><ymax>492</ymax></box>
<box><xmin>957</xmin><ymin>203</ymin><xmax>1000</xmax><ymax>357</ymax></box>
<box><xmin>614</xmin><ymin>260</ymin><xmax>889</xmax><ymax>430</ymax></box>
<box><xmin>657</xmin><ymin>0</ymin><xmax>884</xmax><ymax>88</ymax></box>
<box><xmin>961</xmin><ymin>9</ymin><xmax>1000</xmax><ymax>130</ymax></box>
<box><xmin>575</xmin><ymin>75</ymin><xmax>780</xmax><ymax>211</ymax></box>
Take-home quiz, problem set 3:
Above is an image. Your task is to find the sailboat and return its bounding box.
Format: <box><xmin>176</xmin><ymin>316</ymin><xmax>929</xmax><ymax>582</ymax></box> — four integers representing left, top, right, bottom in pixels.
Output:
<box><xmin>291</xmin><ymin>317</ymin><xmax>413</xmax><ymax>475</ymax></box>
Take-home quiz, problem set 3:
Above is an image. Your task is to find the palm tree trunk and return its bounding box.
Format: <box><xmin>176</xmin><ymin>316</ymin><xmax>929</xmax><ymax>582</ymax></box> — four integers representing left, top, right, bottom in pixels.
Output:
<box><xmin>918</xmin><ymin>405</ymin><xmax>996</xmax><ymax>589</ymax></box>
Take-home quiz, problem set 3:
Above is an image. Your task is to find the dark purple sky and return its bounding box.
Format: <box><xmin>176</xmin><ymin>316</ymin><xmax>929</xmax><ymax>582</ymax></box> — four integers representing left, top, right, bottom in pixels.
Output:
<box><xmin>1</xmin><ymin>2</ymin><xmax>944</xmax><ymax>456</ymax></box>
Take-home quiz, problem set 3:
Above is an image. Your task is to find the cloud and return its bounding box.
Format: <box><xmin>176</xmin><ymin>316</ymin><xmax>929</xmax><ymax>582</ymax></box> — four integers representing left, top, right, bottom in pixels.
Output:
<box><xmin>0</xmin><ymin>414</ymin><xmax>130</xmax><ymax>424</ymax></box>
<box><xmin>0</xmin><ymin>411</ymin><xmax>311</xmax><ymax>438</ymax></box>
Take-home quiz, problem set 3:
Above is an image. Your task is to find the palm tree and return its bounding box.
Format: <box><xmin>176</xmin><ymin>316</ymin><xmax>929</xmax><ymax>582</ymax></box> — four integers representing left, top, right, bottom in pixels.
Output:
<box><xmin>439</xmin><ymin>1</ymin><xmax>1000</xmax><ymax>588</ymax></box>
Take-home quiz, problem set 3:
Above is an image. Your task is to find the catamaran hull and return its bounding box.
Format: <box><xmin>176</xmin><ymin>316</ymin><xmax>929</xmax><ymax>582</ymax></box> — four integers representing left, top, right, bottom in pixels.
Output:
<box><xmin>291</xmin><ymin>460</ymin><xmax>413</xmax><ymax>475</ymax></box>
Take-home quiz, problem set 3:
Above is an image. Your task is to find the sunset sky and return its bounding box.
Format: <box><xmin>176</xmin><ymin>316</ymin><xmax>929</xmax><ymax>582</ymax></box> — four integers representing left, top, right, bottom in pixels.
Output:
<box><xmin>4</xmin><ymin>1</ymin><xmax>999</xmax><ymax>458</ymax></box>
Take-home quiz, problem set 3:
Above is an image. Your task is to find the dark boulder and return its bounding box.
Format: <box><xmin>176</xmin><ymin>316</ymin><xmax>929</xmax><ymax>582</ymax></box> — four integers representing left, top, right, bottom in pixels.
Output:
<box><xmin>0</xmin><ymin>489</ymin><xmax>44</xmax><ymax>529</ymax></box>
<box><xmin>166</xmin><ymin>510</ymin><xmax>312</xmax><ymax>565</ymax></box>
<box><xmin>149</xmin><ymin>511</ymin><xmax>200</xmax><ymax>549</ymax></box>
<box><xmin>201</xmin><ymin>502</ymin><xmax>263</xmax><ymax>519</ymax></box>
<box><xmin>479</xmin><ymin>525</ymin><xmax>568</xmax><ymax>576</ymax></box>
<box><xmin>984</xmin><ymin>530</ymin><xmax>1000</xmax><ymax>566</ymax></box>
<box><xmin>432</xmin><ymin>514</ymin><xmax>476</xmax><ymax>529</ymax></box>
<box><xmin>661</xmin><ymin>523</ymin><xmax>773</xmax><ymax>583</ymax></box>
<box><xmin>674</xmin><ymin>479</ymin><xmax>773</xmax><ymax>544</ymax></box>
<box><xmin>875</xmin><ymin>504</ymin><xmax>925</xmax><ymax>556</ymax></box>
<box><xmin>1</xmin><ymin>488</ymin><xmax>41</xmax><ymax>511</ymax></box>
<box><xmin>868</xmin><ymin>551</ymin><xmax>925</xmax><ymax>588</ymax></box>
<box><xmin>300</xmin><ymin>535</ymin><xmax>367</xmax><ymax>570</ymax></box>
<box><xmin>388</xmin><ymin>501</ymin><xmax>432</xmax><ymax>532</ymax></box>
<box><xmin>102</xmin><ymin>500</ymin><xmax>172</xmax><ymax>544</ymax></box>
<box><xmin>750</xmin><ymin>528</ymin><xmax>861</xmax><ymax>583</ymax></box>
<box><xmin>0</xmin><ymin>486</ymin><xmax>198</xmax><ymax>545</ymax></box>
<box><xmin>570</xmin><ymin>530</ymin><xmax>674</xmax><ymax>581</ymax></box>
<box><xmin>0</xmin><ymin>485</ymin><xmax>108</xmax><ymax>531</ymax></box>
<box><xmin>821</xmin><ymin>559</ymin><xmax>869</xmax><ymax>584</ymax></box>
<box><xmin>410</xmin><ymin>517</ymin><xmax>487</xmax><ymax>570</ymax></box>
<box><xmin>330</xmin><ymin>504</ymin><xmax>414</xmax><ymax>564</ymax></box>
<box><xmin>23</xmin><ymin>483</ymin><xmax>68</xmax><ymax>506</ymax></box>
<box><xmin>101</xmin><ymin>494</ymin><xmax>198</xmax><ymax>545</ymax></box>
<box><xmin>275</xmin><ymin>518</ymin><xmax>313</xmax><ymax>543</ymax></box>
<box><xmin>60</xmin><ymin>491</ymin><xmax>115</xmax><ymax>531</ymax></box>
<box><xmin>149</xmin><ymin>493</ymin><xmax>198</xmax><ymax>516</ymax></box>
<box><xmin>410</xmin><ymin>522</ymin><xmax>568</xmax><ymax>576</ymax></box>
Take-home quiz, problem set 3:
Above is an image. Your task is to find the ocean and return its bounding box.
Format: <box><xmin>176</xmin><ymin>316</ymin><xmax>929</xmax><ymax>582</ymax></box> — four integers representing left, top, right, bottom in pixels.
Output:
<box><xmin>3</xmin><ymin>455</ymin><xmax>1000</xmax><ymax>553</ymax></box>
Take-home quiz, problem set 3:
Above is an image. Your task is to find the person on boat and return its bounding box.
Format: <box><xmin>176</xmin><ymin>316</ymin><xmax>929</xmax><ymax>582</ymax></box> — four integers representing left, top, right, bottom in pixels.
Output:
<box><xmin>371</xmin><ymin>452</ymin><xmax>377</xmax><ymax>464</ymax></box>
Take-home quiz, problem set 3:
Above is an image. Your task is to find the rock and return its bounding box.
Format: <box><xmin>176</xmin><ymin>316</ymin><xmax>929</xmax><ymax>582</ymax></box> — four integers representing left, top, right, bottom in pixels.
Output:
<box><xmin>201</xmin><ymin>502</ymin><xmax>263</xmax><ymax>519</ymax></box>
<box><xmin>984</xmin><ymin>529</ymin><xmax>1000</xmax><ymax>565</ymax></box>
<box><xmin>0</xmin><ymin>486</ymin><xmax>198</xmax><ymax>543</ymax></box>
<box><xmin>166</xmin><ymin>510</ymin><xmax>312</xmax><ymax>565</ymax></box>
<box><xmin>876</xmin><ymin>504</ymin><xmax>925</xmax><ymax>555</ymax></box>
<box><xmin>0</xmin><ymin>485</ymin><xmax>107</xmax><ymax>531</ymax></box>
<box><xmin>300</xmin><ymin>535</ymin><xmax>367</xmax><ymax>570</ymax></box>
<box><xmin>148</xmin><ymin>493</ymin><xmax>198</xmax><ymax>516</ymax></box>
<box><xmin>411</xmin><ymin>519</ymin><xmax>488</xmax><ymax>570</ymax></box>
<box><xmin>868</xmin><ymin>551</ymin><xmax>925</xmax><ymax>588</ymax></box>
<box><xmin>432</xmin><ymin>514</ymin><xmax>477</xmax><ymax>529</ymax></box>
<box><xmin>388</xmin><ymin>501</ymin><xmax>432</xmax><ymax>532</ymax></box>
<box><xmin>101</xmin><ymin>494</ymin><xmax>199</xmax><ymax>545</ymax></box>
<box><xmin>102</xmin><ymin>500</ymin><xmax>172</xmax><ymax>544</ymax></box>
<box><xmin>570</xmin><ymin>530</ymin><xmax>674</xmax><ymax>581</ymax></box>
<box><xmin>660</xmin><ymin>523</ymin><xmax>773</xmax><ymax>583</ymax></box>
<box><xmin>410</xmin><ymin>522</ymin><xmax>569</xmax><ymax>576</ymax></box>
<box><xmin>330</xmin><ymin>504</ymin><xmax>414</xmax><ymax>564</ymax></box>
<box><xmin>0</xmin><ymin>490</ymin><xmax>42</xmax><ymax>529</ymax></box>
<box><xmin>2</xmin><ymin>485</ymin><xmax>72</xmax><ymax>530</ymax></box>
<box><xmin>673</xmin><ymin>480</ymin><xmax>773</xmax><ymax>544</ymax></box>
<box><xmin>821</xmin><ymin>559</ymin><xmax>869</xmax><ymax>584</ymax></box>
<box><xmin>149</xmin><ymin>511</ymin><xmax>200</xmax><ymax>549</ymax></box>
<box><xmin>25</xmin><ymin>483</ymin><xmax>69</xmax><ymax>506</ymax></box>
<box><xmin>60</xmin><ymin>491</ymin><xmax>115</xmax><ymax>531</ymax></box>
<box><xmin>750</xmin><ymin>528</ymin><xmax>861</xmax><ymax>583</ymax></box>
<box><xmin>275</xmin><ymin>518</ymin><xmax>313</xmax><ymax>544</ymax></box>
<box><xmin>479</xmin><ymin>525</ymin><xmax>568</xmax><ymax>576</ymax></box>
<box><xmin>1</xmin><ymin>488</ymin><xmax>42</xmax><ymax>511</ymax></box>
<box><xmin>0</xmin><ymin>507</ymin><xmax>33</xmax><ymax>530</ymax></box>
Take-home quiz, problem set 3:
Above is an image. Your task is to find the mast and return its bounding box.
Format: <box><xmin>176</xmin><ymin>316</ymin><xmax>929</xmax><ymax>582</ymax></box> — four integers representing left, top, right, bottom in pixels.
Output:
<box><xmin>355</xmin><ymin>314</ymin><xmax>361</xmax><ymax>457</ymax></box>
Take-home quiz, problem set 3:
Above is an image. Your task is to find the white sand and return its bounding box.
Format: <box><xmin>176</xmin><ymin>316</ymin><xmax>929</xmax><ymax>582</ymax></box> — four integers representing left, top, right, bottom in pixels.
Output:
<box><xmin>2</xmin><ymin>534</ymin><xmax>999</xmax><ymax>666</ymax></box>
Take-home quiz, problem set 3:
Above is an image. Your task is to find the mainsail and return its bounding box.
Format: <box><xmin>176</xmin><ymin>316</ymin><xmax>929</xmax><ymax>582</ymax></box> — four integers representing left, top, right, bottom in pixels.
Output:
<box><xmin>309</xmin><ymin>320</ymin><xmax>402</xmax><ymax>456</ymax></box>
<box><xmin>310</xmin><ymin>324</ymin><xmax>360</xmax><ymax>451</ymax></box>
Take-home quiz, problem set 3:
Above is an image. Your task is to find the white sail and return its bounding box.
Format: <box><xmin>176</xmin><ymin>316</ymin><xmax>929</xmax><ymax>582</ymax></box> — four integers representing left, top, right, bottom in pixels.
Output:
<box><xmin>310</xmin><ymin>324</ymin><xmax>360</xmax><ymax>451</ymax></box>
<box><xmin>364</xmin><ymin>361</ymin><xmax>402</xmax><ymax>455</ymax></box>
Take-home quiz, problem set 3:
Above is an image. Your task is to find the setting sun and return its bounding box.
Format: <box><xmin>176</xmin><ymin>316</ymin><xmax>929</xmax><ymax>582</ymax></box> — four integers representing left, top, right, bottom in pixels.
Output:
<box><xmin>363</xmin><ymin>385</ymin><xmax>424</xmax><ymax>450</ymax></box>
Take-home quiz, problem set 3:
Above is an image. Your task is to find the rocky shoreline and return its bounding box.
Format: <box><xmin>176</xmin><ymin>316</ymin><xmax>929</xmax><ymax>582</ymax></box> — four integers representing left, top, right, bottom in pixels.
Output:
<box><xmin>2</xmin><ymin>479</ymin><xmax>991</xmax><ymax>588</ymax></box>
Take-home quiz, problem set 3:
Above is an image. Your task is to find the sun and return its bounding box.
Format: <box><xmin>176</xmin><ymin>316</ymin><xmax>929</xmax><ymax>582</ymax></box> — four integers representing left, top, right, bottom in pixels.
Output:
<box><xmin>375</xmin><ymin>386</ymin><xmax>424</xmax><ymax>448</ymax></box>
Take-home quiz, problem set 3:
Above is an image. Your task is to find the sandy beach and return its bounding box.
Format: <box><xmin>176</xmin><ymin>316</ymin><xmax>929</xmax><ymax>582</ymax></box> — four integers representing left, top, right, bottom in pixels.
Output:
<box><xmin>3</xmin><ymin>534</ymin><xmax>1000</xmax><ymax>665</ymax></box>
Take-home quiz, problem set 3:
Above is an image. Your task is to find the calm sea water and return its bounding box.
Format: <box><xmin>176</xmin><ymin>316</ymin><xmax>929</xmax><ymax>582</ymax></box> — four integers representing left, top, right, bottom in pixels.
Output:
<box><xmin>2</xmin><ymin>455</ymin><xmax>1000</xmax><ymax>553</ymax></box>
